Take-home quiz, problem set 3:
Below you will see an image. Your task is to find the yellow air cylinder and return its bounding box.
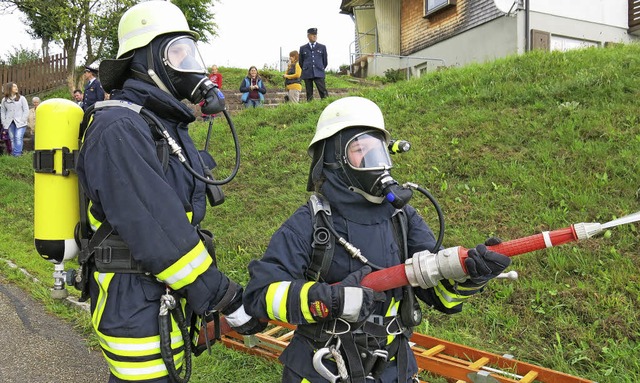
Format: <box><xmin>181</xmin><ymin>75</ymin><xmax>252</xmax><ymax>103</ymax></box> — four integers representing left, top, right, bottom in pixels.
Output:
<box><xmin>33</xmin><ymin>98</ymin><xmax>84</xmax><ymax>264</ymax></box>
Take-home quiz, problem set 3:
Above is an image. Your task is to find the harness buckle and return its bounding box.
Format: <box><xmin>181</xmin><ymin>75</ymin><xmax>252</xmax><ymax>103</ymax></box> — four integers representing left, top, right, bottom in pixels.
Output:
<box><xmin>385</xmin><ymin>316</ymin><xmax>405</xmax><ymax>336</ymax></box>
<box><xmin>371</xmin><ymin>349</ymin><xmax>388</xmax><ymax>361</ymax></box>
<box><xmin>324</xmin><ymin>317</ymin><xmax>351</xmax><ymax>336</ymax></box>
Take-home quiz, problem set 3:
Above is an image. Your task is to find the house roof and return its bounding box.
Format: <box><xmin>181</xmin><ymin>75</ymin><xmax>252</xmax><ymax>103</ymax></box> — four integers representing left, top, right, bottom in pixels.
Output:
<box><xmin>340</xmin><ymin>0</ymin><xmax>372</xmax><ymax>15</ymax></box>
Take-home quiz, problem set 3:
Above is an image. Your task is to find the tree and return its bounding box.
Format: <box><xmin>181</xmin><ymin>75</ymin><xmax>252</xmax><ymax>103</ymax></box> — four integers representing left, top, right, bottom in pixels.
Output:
<box><xmin>4</xmin><ymin>45</ymin><xmax>40</xmax><ymax>65</ymax></box>
<box><xmin>0</xmin><ymin>0</ymin><xmax>219</xmax><ymax>90</ymax></box>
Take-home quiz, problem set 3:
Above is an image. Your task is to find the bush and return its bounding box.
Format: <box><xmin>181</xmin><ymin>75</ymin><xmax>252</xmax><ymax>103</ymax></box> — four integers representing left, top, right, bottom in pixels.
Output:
<box><xmin>383</xmin><ymin>68</ymin><xmax>405</xmax><ymax>83</ymax></box>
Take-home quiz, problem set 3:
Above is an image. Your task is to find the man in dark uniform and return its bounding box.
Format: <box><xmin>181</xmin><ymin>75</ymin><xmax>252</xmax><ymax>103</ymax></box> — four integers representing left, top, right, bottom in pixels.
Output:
<box><xmin>75</xmin><ymin>1</ymin><xmax>264</xmax><ymax>382</ymax></box>
<box><xmin>299</xmin><ymin>27</ymin><xmax>328</xmax><ymax>101</ymax></box>
<box><xmin>82</xmin><ymin>65</ymin><xmax>105</xmax><ymax>110</ymax></box>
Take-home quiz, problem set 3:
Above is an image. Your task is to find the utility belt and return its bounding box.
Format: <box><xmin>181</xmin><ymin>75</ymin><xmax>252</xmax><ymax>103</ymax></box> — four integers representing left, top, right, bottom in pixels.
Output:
<box><xmin>93</xmin><ymin>233</ymin><xmax>145</xmax><ymax>273</ymax></box>
<box><xmin>81</xmin><ymin>224</ymin><xmax>216</xmax><ymax>274</ymax></box>
<box><xmin>300</xmin><ymin>315</ymin><xmax>413</xmax><ymax>383</ymax></box>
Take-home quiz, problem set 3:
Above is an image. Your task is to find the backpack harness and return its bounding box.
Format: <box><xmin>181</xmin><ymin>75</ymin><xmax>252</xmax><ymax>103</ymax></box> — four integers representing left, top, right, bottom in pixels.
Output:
<box><xmin>70</xmin><ymin>100</ymin><xmax>224</xmax><ymax>383</ymax></box>
<box><xmin>302</xmin><ymin>193</ymin><xmax>422</xmax><ymax>383</ymax></box>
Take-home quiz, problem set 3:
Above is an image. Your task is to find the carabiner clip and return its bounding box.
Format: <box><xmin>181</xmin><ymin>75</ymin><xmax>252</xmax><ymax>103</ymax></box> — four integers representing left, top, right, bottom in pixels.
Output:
<box><xmin>313</xmin><ymin>347</ymin><xmax>341</xmax><ymax>383</ymax></box>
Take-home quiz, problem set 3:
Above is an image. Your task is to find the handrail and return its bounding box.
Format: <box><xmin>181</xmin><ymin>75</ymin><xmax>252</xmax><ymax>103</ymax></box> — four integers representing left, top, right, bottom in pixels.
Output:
<box><xmin>350</xmin><ymin>52</ymin><xmax>446</xmax><ymax>78</ymax></box>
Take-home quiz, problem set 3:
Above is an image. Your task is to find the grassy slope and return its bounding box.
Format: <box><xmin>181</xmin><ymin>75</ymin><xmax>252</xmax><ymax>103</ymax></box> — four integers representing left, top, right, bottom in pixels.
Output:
<box><xmin>1</xmin><ymin>44</ymin><xmax>639</xmax><ymax>382</ymax></box>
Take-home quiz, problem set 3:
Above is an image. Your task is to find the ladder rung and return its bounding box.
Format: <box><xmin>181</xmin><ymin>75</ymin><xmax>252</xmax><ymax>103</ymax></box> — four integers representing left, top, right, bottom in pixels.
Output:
<box><xmin>423</xmin><ymin>344</ymin><xmax>446</xmax><ymax>356</ymax></box>
<box><xmin>469</xmin><ymin>357</ymin><xmax>490</xmax><ymax>369</ymax></box>
<box><xmin>263</xmin><ymin>326</ymin><xmax>283</xmax><ymax>336</ymax></box>
<box><xmin>520</xmin><ymin>370</ymin><xmax>539</xmax><ymax>383</ymax></box>
<box><xmin>277</xmin><ymin>330</ymin><xmax>295</xmax><ymax>341</ymax></box>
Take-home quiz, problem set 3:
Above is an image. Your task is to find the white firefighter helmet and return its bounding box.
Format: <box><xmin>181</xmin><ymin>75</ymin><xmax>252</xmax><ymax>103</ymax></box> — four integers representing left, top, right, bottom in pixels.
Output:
<box><xmin>116</xmin><ymin>1</ymin><xmax>199</xmax><ymax>58</ymax></box>
<box><xmin>308</xmin><ymin>97</ymin><xmax>391</xmax><ymax>156</ymax></box>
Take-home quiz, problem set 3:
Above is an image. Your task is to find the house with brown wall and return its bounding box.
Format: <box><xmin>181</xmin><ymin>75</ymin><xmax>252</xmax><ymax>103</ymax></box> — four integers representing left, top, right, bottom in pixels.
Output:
<box><xmin>340</xmin><ymin>0</ymin><xmax>640</xmax><ymax>78</ymax></box>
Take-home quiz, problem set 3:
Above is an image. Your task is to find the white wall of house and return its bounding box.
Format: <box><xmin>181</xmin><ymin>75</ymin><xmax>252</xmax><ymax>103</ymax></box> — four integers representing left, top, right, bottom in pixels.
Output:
<box><xmin>530</xmin><ymin>11</ymin><xmax>637</xmax><ymax>48</ymax></box>
<box><xmin>530</xmin><ymin>0</ymin><xmax>629</xmax><ymax>28</ymax></box>
<box><xmin>405</xmin><ymin>15</ymin><xmax>519</xmax><ymax>76</ymax></box>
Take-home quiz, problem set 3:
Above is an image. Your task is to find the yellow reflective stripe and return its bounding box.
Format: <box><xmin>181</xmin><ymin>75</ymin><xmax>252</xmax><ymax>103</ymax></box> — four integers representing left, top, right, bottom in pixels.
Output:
<box><xmin>434</xmin><ymin>282</ymin><xmax>470</xmax><ymax>309</ymax></box>
<box><xmin>302</xmin><ymin>379</ymin><xmax>311</xmax><ymax>383</ymax></box>
<box><xmin>265</xmin><ymin>281</ymin><xmax>291</xmax><ymax>321</ymax></box>
<box><xmin>92</xmin><ymin>272</ymin><xmax>112</xmax><ymax>331</ymax></box>
<box><xmin>186</xmin><ymin>211</ymin><xmax>193</xmax><ymax>223</ymax></box>
<box><xmin>108</xmin><ymin>351</ymin><xmax>184</xmax><ymax>381</ymax></box>
<box><xmin>98</xmin><ymin>332</ymin><xmax>184</xmax><ymax>356</ymax></box>
<box><xmin>157</xmin><ymin>241</ymin><xmax>212</xmax><ymax>290</ymax></box>
<box><xmin>91</xmin><ymin>273</ymin><xmax>186</xmax><ymax>381</ymax></box>
<box><xmin>385</xmin><ymin>298</ymin><xmax>400</xmax><ymax>345</ymax></box>
<box><xmin>300</xmin><ymin>282</ymin><xmax>316</xmax><ymax>323</ymax></box>
<box><xmin>87</xmin><ymin>201</ymin><xmax>101</xmax><ymax>231</ymax></box>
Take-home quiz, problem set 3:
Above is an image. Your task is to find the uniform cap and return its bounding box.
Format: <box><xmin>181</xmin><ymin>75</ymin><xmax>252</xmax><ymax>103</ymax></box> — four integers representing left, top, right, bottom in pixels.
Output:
<box><xmin>84</xmin><ymin>65</ymin><xmax>99</xmax><ymax>75</ymax></box>
<box><xmin>307</xmin><ymin>28</ymin><xmax>318</xmax><ymax>35</ymax></box>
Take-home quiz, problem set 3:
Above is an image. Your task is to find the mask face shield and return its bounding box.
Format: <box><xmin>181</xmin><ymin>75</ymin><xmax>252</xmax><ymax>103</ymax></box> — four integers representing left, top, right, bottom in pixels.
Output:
<box><xmin>344</xmin><ymin>131</ymin><xmax>393</xmax><ymax>172</ymax></box>
<box><xmin>157</xmin><ymin>35</ymin><xmax>224</xmax><ymax>111</ymax></box>
<box><xmin>163</xmin><ymin>36</ymin><xmax>207</xmax><ymax>75</ymax></box>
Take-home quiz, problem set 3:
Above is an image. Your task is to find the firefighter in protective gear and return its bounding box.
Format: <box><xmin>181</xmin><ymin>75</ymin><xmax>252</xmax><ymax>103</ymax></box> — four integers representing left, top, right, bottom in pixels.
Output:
<box><xmin>243</xmin><ymin>97</ymin><xmax>511</xmax><ymax>382</ymax></box>
<box><xmin>75</xmin><ymin>2</ymin><xmax>264</xmax><ymax>382</ymax></box>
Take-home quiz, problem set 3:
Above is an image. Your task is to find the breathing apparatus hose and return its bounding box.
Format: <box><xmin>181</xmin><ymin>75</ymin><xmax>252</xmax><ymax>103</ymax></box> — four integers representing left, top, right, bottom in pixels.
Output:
<box><xmin>409</xmin><ymin>183</ymin><xmax>445</xmax><ymax>253</ymax></box>
<box><xmin>146</xmin><ymin>108</ymin><xmax>240</xmax><ymax>186</ymax></box>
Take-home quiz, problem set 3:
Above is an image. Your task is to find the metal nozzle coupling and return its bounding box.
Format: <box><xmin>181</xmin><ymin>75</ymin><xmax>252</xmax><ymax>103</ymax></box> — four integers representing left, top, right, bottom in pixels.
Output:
<box><xmin>572</xmin><ymin>222</ymin><xmax>604</xmax><ymax>240</ymax></box>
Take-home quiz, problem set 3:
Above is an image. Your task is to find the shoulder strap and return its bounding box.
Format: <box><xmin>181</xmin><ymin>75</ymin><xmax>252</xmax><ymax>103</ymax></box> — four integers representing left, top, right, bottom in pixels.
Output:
<box><xmin>79</xmin><ymin>100</ymin><xmax>169</xmax><ymax>172</ymax></box>
<box><xmin>392</xmin><ymin>208</ymin><xmax>424</xmax><ymax>328</ymax></box>
<box><xmin>305</xmin><ymin>193</ymin><xmax>336</xmax><ymax>282</ymax></box>
<box><xmin>77</xmin><ymin>101</ymin><xmax>170</xmax><ymax>244</ymax></box>
<box><xmin>391</xmin><ymin>208</ymin><xmax>409</xmax><ymax>262</ymax></box>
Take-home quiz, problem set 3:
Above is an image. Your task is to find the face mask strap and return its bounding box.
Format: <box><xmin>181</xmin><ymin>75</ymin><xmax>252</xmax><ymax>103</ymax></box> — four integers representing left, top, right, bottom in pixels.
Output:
<box><xmin>146</xmin><ymin>46</ymin><xmax>173</xmax><ymax>95</ymax></box>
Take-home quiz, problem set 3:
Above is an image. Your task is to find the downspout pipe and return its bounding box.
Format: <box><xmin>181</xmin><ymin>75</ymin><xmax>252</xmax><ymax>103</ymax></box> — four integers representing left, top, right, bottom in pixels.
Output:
<box><xmin>524</xmin><ymin>0</ymin><xmax>530</xmax><ymax>52</ymax></box>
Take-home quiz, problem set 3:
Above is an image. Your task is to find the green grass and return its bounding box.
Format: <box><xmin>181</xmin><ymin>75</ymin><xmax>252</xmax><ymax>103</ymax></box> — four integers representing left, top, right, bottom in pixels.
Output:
<box><xmin>2</xmin><ymin>43</ymin><xmax>640</xmax><ymax>382</ymax></box>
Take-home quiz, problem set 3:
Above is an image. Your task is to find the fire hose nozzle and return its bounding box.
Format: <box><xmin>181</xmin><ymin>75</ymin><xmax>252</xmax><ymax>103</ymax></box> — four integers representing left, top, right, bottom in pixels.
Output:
<box><xmin>573</xmin><ymin>222</ymin><xmax>604</xmax><ymax>240</ymax></box>
<box><xmin>405</xmin><ymin>247</ymin><xmax>468</xmax><ymax>289</ymax></box>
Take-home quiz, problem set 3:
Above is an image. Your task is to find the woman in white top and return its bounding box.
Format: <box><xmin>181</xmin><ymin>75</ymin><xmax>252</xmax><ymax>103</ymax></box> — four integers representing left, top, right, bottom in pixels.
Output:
<box><xmin>1</xmin><ymin>82</ymin><xmax>29</xmax><ymax>156</ymax></box>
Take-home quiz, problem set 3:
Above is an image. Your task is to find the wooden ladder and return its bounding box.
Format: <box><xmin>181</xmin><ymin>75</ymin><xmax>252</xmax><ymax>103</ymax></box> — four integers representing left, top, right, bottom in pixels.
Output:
<box><xmin>216</xmin><ymin>321</ymin><xmax>597</xmax><ymax>383</ymax></box>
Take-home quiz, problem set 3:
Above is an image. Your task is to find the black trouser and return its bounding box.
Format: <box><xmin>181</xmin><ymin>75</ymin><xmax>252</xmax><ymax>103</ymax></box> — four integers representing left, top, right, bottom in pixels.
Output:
<box><xmin>304</xmin><ymin>78</ymin><xmax>328</xmax><ymax>101</ymax></box>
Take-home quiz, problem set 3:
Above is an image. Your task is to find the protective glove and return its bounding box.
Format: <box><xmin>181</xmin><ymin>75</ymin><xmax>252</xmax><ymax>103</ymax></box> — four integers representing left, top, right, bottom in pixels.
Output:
<box><xmin>331</xmin><ymin>266</ymin><xmax>386</xmax><ymax>323</ymax></box>
<box><xmin>216</xmin><ymin>282</ymin><xmax>267</xmax><ymax>335</ymax></box>
<box><xmin>464</xmin><ymin>237</ymin><xmax>511</xmax><ymax>285</ymax></box>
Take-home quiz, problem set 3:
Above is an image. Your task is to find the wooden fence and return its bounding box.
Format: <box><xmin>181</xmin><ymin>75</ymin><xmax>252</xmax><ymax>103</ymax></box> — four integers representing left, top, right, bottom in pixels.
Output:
<box><xmin>1</xmin><ymin>53</ymin><xmax>68</xmax><ymax>96</ymax></box>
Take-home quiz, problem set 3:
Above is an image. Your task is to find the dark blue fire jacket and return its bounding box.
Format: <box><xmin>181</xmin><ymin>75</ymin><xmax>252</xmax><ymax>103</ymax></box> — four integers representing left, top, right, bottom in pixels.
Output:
<box><xmin>76</xmin><ymin>78</ymin><xmax>233</xmax><ymax>382</ymax></box>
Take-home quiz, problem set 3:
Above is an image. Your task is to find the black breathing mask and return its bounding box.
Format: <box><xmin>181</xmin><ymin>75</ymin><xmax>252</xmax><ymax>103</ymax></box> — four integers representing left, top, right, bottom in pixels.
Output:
<box><xmin>160</xmin><ymin>36</ymin><xmax>225</xmax><ymax>114</ymax></box>
<box><xmin>336</xmin><ymin>130</ymin><xmax>413</xmax><ymax>208</ymax></box>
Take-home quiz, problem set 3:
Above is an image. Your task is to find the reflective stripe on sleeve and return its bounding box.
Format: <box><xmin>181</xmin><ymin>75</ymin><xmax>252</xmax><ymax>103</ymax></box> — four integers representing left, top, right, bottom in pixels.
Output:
<box><xmin>299</xmin><ymin>281</ymin><xmax>316</xmax><ymax>323</ymax></box>
<box><xmin>157</xmin><ymin>241</ymin><xmax>212</xmax><ymax>290</ymax></box>
<box><xmin>266</xmin><ymin>281</ymin><xmax>291</xmax><ymax>321</ymax></box>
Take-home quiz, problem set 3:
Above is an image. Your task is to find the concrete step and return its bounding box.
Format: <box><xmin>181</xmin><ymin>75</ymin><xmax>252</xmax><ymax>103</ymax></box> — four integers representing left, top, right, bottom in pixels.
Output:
<box><xmin>201</xmin><ymin>88</ymin><xmax>353</xmax><ymax>116</ymax></box>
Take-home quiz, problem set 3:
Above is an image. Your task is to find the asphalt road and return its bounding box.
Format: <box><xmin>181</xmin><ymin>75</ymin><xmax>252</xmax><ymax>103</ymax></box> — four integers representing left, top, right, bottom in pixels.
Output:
<box><xmin>0</xmin><ymin>277</ymin><xmax>110</xmax><ymax>383</ymax></box>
